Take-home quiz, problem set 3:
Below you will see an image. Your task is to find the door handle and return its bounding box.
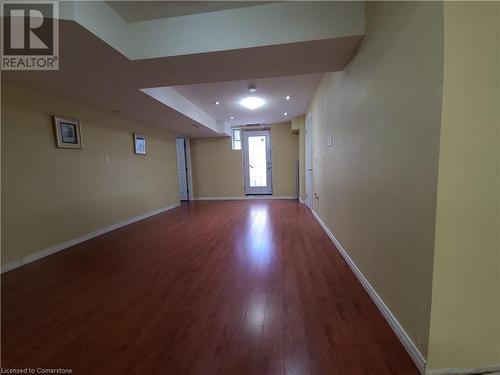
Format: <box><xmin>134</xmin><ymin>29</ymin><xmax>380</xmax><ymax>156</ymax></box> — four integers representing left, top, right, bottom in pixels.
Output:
<box><xmin>249</xmin><ymin>164</ymin><xmax>254</xmax><ymax>169</ymax></box>
<box><xmin>307</xmin><ymin>168</ymin><xmax>312</xmax><ymax>171</ymax></box>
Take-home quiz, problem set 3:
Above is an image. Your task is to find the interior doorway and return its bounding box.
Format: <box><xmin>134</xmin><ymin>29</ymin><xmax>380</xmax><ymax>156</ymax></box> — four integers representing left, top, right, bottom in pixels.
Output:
<box><xmin>242</xmin><ymin>130</ymin><xmax>272</xmax><ymax>195</ymax></box>
<box><xmin>305</xmin><ymin>113</ymin><xmax>313</xmax><ymax>209</ymax></box>
<box><xmin>176</xmin><ymin>137</ymin><xmax>189</xmax><ymax>201</ymax></box>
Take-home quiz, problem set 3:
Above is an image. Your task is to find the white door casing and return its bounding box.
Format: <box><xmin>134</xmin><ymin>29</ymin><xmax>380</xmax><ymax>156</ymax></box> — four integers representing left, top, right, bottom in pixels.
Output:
<box><xmin>305</xmin><ymin>113</ymin><xmax>313</xmax><ymax>209</ymax></box>
<box><xmin>243</xmin><ymin>130</ymin><xmax>273</xmax><ymax>195</ymax></box>
<box><xmin>176</xmin><ymin>138</ymin><xmax>189</xmax><ymax>201</ymax></box>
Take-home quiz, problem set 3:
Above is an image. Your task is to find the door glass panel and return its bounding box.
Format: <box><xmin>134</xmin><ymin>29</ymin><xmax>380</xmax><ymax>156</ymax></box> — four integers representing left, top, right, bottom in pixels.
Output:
<box><xmin>248</xmin><ymin>135</ymin><xmax>267</xmax><ymax>187</ymax></box>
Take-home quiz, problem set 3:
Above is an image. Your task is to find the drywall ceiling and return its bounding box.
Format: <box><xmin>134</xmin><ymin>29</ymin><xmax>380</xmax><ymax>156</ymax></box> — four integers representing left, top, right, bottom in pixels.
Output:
<box><xmin>3</xmin><ymin>1</ymin><xmax>364</xmax><ymax>137</ymax></box>
<box><xmin>168</xmin><ymin>74</ymin><xmax>324</xmax><ymax>126</ymax></box>
<box><xmin>3</xmin><ymin>19</ymin><xmax>362</xmax><ymax>137</ymax></box>
<box><xmin>62</xmin><ymin>1</ymin><xmax>364</xmax><ymax>59</ymax></box>
<box><xmin>106</xmin><ymin>1</ymin><xmax>278</xmax><ymax>23</ymax></box>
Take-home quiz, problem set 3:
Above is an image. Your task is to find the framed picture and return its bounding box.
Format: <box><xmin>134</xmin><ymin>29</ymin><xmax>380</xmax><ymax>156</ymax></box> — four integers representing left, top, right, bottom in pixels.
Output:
<box><xmin>53</xmin><ymin>116</ymin><xmax>82</xmax><ymax>149</ymax></box>
<box><xmin>134</xmin><ymin>133</ymin><xmax>147</xmax><ymax>155</ymax></box>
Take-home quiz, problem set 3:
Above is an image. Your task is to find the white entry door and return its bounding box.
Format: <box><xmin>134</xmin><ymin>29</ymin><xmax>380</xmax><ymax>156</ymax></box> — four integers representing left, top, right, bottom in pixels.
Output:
<box><xmin>305</xmin><ymin>113</ymin><xmax>313</xmax><ymax>209</ymax></box>
<box><xmin>243</xmin><ymin>130</ymin><xmax>272</xmax><ymax>195</ymax></box>
<box><xmin>176</xmin><ymin>138</ymin><xmax>189</xmax><ymax>201</ymax></box>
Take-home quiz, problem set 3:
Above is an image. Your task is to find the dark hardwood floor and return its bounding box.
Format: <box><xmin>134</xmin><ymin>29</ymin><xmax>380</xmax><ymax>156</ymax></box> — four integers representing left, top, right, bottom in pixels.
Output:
<box><xmin>1</xmin><ymin>200</ymin><xmax>419</xmax><ymax>374</ymax></box>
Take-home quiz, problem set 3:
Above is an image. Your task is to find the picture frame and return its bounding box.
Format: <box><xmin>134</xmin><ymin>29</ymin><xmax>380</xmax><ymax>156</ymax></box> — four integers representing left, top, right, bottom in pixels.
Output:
<box><xmin>134</xmin><ymin>133</ymin><xmax>147</xmax><ymax>155</ymax></box>
<box><xmin>53</xmin><ymin>116</ymin><xmax>82</xmax><ymax>149</ymax></box>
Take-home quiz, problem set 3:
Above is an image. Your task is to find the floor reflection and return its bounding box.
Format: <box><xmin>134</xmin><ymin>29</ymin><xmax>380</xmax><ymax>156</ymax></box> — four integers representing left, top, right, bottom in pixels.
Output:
<box><xmin>243</xmin><ymin>203</ymin><xmax>271</xmax><ymax>266</ymax></box>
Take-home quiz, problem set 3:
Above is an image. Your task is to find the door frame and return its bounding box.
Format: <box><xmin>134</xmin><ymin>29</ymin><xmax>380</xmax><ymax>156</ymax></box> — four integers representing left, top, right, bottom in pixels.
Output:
<box><xmin>242</xmin><ymin>129</ymin><xmax>273</xmax><ymax>195</ymax></box>
<box><xmin>305</xmin><ymin>113</ymin><xmax>313</xmax><ymax>209</ymax></box>
<box><xmin>175</xmin><ymin>137</ymin><xmax>190</xmax><ymax>201</ymax></box>
<box><xmin>184</xmin><ymin>138</ymin><xmax>194</xmax><ymax>201</ymax></box>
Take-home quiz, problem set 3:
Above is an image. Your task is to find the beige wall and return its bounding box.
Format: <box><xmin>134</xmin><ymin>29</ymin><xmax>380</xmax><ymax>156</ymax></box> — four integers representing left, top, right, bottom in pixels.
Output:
<box><xmin>191</xmin><ymin>137</ymin><xmax>244</xmax><ymax>197</ymax></box>
<box><xmin>191</xmin><ymin>122</ymin><xmax>298</xmax><ymax>198</ymax></box>
<box><xmin>1</xmin><ymin>83</ymin><xmax>179</xmax><ymax>266</ymax></box>
<box><xmin>293</xmin><ymin>115</ymin><xmax>306</xmax><ymax>202</ymax></box>
<box><xmin>307</xmin><ymin>1</ymin><xmax>444</xmax><ymax>356</ymax></box>
<box><xmin>271</xmin><ymin>122</ymin><xmax>299</xmax><ymax>197</ymax></box>
<box><xmin>427</xmin><ymin>2</ymin><xmax>500</xmax><ymax>372</ymax></box>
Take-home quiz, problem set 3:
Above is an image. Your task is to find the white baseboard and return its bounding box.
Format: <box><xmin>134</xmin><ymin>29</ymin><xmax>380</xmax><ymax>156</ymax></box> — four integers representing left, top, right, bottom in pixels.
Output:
<box><xmin>1</xmin><ymin>259</ymin><xmax>23</xmax><ymax>273</ymax></box>
<box><xmin>1</xmin><ymin>203</ymin><xmax>180</xmax><ymax>274</ymax></box>
<box><xmin>426</xmin><ymin>364</ymin><xmax>500</xmax><ymax>375</ymax></box>
<box><xmin>194</xmin><ymin>196</ymin><xmax>296</xmax><ymax>201</ymax></box>
<box><xmin>310</xmin><ymin>209</ymin><xmax>426</xmax><ymax>374</ymax></box>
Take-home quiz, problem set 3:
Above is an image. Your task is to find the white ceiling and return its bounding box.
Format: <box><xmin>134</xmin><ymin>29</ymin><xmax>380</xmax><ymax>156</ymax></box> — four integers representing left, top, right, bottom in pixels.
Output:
<box><xmin>4</xmin><ymin>0</ymin><xmax>365</xmax><ymax>138</ymax></box>
<box><xmin>169</xmin><ymin>74</ymin><xmax>323</xmax><ymax>126</ymax></box>
<box><xmin>65</xmin><ymin>1</ymin><xmax>364</xmax><ymax>60</ymax></box>
<box><xmin>106</xmin><ymin>1</ymin><xmax>278</xmax><ymax>23</ymax></box>
<box><xmin>4</xmin><ymin>19</ymin><xmax>362</xmax><ymax>137</ymax></box>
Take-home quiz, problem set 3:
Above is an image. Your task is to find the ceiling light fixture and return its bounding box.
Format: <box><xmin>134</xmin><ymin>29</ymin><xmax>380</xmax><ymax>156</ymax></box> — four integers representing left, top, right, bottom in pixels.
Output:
<box><xmin>240</xmin><ymin>96</ymin><xmax>265</xmax><ymax>110</ymax></box>
<box><xmin>248</xmin><ymin>85</ymin><xmax>257</xmax><ymax>93</ymax></box>
<box><xmin>215</xmin><ymin>101</ymin><xmax>220</xmax><ymax>105</ymax></box>
<box><xmin>284</xmin><ymin>112</ymin><xmax>288</xmax><ymax>116</ymax></box>
<box><xmin>230</xmin><ymin>116</ymin><xmax>234</xmax><ymax>120</ymax></box>
<box><xmin>285</xmin><ymin>95</ymin><xmax>291</xmax><ymax>100</ymax></box>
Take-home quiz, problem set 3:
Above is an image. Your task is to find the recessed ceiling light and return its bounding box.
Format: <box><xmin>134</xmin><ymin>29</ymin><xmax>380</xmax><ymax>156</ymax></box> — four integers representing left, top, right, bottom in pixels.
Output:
<box><xmin>239</xmin><ymin>96</ymin><xmax>265</xmax><ymax>110</ymax></box>
<box><xmin>215</xmin><ymin>101</ymin><xmax>220</xmax><ymax>105</ymax></box>
<box><xmin>285</xmin><ymin>95</ymin><xmax>291</xmax><ymax>100</ymax></box>
<box><xmin>230</xmin><ymin>116</ymin><xmax>234</xmax><ymax>120</ymax></box>
<box><xmin>284</xmin><ymin>112</ymin><xmax>288</xmax><ymax>116</ymax></box>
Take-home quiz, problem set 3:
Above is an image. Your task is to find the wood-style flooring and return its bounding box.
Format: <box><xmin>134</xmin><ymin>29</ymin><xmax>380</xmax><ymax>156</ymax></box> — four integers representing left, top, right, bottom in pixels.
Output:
<box><xmin>1</xmin><ymin>200</ymin><xmax>419</xmax><ymax>374</ymax></box>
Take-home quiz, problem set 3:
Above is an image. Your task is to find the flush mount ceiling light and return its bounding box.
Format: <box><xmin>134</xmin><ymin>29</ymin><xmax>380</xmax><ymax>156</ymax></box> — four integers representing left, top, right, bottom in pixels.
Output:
<box><xmin>248</xmin><ymin>85</ymin><xmax>257</xmax><ymax>93</ymax></box>
<box><xmin>285</xmin><ymin>95</ymin><xmax>291</xmax><ymax>100</ymax></box>
<box><xmin>239</xmin><ymin>96</ymin><xmax>265</xmax><ymax>110</ymax></box>
<box><xmin>284</xmin><ymin>112</ymin><xmax>288</xmax><ymax>116</ymax></box>
<box><xmin>215</xmin><ymin>101</ymin><xmax>220</xmax><ymax>105</ymax></box>
<box><xmin>230</xmin><ymin>116</ymin><xmax>235</xmax><ymax>120</ymax></box>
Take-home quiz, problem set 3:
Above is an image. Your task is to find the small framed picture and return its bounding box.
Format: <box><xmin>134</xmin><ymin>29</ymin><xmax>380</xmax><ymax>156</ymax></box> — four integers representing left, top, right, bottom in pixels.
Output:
<box><xmin>134</xmin><ymin>133</ymin><xmax>147</xmax><ymax>155</ymax></box>
<box><xmin>53</xmin><ymin>116</ymin><xmax>82</xmax><ymax>149</ymax></box>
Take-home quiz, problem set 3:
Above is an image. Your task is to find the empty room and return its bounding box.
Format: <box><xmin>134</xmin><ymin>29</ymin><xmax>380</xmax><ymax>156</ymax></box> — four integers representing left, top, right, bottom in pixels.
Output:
<box><xmin>1</xmin><ymin>1</ymin><xmax>498</xmax><ymax>374</ymax></box>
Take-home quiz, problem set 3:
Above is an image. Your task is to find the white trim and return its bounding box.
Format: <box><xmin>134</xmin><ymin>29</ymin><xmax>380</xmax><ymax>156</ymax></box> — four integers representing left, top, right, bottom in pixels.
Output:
<box><xmin>1</xmin><ymin>203</ymin><xmax>180</xmax><ymax>274</ymax></box>
<box><xmin>194</xmin><ymin>196</ymin><xmax>296</xmax><ymax>201</ymax></box>
<box><xmin>426</xmin><ymin>365</ymin><xmax>500</xmax><ymax>375</ymax></box>
<box><xmin>176</xmin><ymin>138</ymin><xmax>189</xmax><ymax>201</ymax></box>
<box><xmin>242</xmin><ymin>129</ymin><xmax>273</xmax><ymax>195</ymax></box>
<box><xmin>299</xmin><ymin>198</ymin><xmax>306</xmax><ymax>204</ymax></box>
<box><xmin>305</xmin><ymin>112</ymin><xmax>313</xmax><ymax>209</ymax></box>
<box><xmin>1</xmin><ymin>260</ymin><xmax>23</xmax><ymax>274</ymax></box>
<box><xmin>184</xmin><ymin>138</ymin><xmax>195</xmax><ymax>201</ymax></box>
<box><xmin>310</xmin><ymin>208</ymin><xmax>426</xmax><ymax>374</ymax></box>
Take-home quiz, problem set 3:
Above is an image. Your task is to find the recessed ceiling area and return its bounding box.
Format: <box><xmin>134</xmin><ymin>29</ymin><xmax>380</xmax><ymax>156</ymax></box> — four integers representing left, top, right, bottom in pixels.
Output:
<box><xmin>3</xmin><ymin>20</ymin><xmax>360</xmax><ymax>138</ymax></box>
<box><xmin>70</xmin><ymin>1</ymin><xmax>364</xmax><ymax>60</ymax></box>
<box><xmin>106</xmin><ymin>1</ymin><xmax>278</xmax><ymax>23</ymax></box>
<box><xmin>3</xmin><ymin>1</ymin><xmax>364</xmax><ymax>138</ymax></box>
<box><xmin>162</xmin><ymin>74</ymin><xmax>323</xmax><ymax>126</ymax></box>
